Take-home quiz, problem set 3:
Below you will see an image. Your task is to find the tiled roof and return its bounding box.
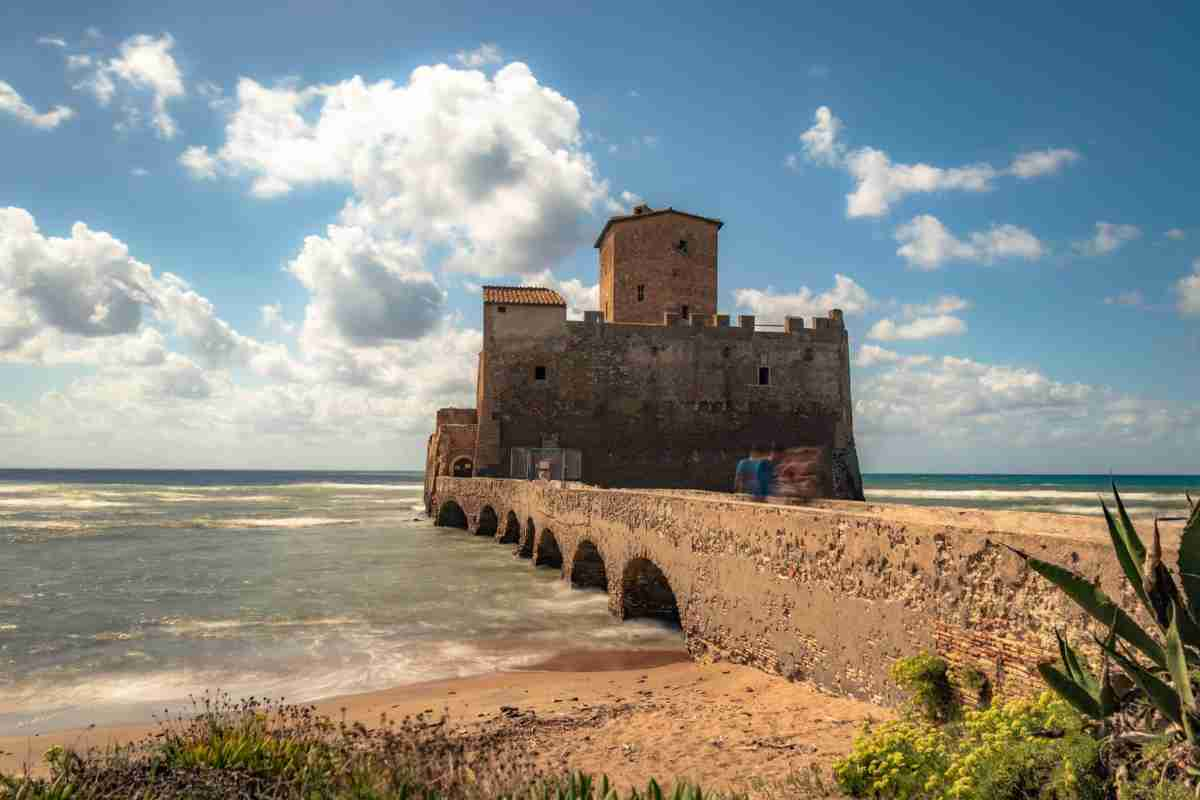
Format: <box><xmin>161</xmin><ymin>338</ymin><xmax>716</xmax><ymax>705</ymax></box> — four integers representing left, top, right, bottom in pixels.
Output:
<box><xmin>482</xmin><ymin>286</ymin><xmax>567</xmax><ymax>306</ymax></box>
<box><xmin>593</xmin><ymin>206</ymin><xmax>724</xmax><ymax>248</ymax></box>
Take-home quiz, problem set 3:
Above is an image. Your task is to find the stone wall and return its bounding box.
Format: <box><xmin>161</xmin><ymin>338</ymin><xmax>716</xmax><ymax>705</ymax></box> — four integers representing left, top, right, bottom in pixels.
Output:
<box><xmin>427</xmin><ymin>477</ymin><xmax>1171</xmax><ymax>706</ymax></box>
<box><xmin>423</xmin><ymin>409</ymin><xmax>479</xmax><ymax>500</ymax></box>
<box><xmin>598</xmin><ymin>212</ymin><xmax>719</xmax><ymax>325</ymax></box>
<box><xmin>471</xmin><ymin>314</ymin><xmax>862</xmax><ymax>497</ymax></box>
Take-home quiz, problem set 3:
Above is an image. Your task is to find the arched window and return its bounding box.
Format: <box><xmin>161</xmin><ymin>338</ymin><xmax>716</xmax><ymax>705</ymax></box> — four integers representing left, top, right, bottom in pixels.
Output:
<box><xmin>451</xmin><ymin>457</ymin><xmax>473</xmax><ymax>477</ymax></box>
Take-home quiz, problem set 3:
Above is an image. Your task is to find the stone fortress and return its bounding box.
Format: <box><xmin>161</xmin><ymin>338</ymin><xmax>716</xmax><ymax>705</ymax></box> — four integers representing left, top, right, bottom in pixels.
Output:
<box><xmin>424</xmin><ymin>204</ymin><xmax>865</xmax><ymax>500</ymax></box>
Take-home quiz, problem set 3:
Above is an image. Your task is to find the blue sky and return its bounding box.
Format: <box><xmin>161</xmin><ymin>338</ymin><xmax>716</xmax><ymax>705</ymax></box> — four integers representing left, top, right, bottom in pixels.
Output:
<box><xmin>1</xmin><ymin>0</ymin><xmax>1197</xmax><ymax>472</ymax></box>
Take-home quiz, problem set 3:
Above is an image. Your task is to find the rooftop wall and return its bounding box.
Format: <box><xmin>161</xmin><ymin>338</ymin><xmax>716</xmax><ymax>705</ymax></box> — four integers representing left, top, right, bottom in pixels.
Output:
<box><xmin>473</xmin><ymin>309</ymin><xmax>861</xmax><ymax>497</ymax></box>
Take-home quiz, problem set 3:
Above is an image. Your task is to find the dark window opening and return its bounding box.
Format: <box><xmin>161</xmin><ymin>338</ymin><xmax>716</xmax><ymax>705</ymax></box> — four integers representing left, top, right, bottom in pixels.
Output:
<box><xmin>637</xmin><ymin>284</ymin><xmax>645</xmax><ymax>302</ymax></box>
<box><xmin>758</xmin><ymin>366</ymin><xmax>771</xmax><ymax>386</ymax></box>
<box><xmin>681</xmin><ymin>305</ymin><xmax>689</xmax><ymax>320</ymax></box>
<box><xmin>535</xmin><ymin>365</ymin><xmax>547</xmax><ymax>381</ymax></box>
<box><xmin>497</xmin><ymin>306</ymin><xmax>506</xmax><ymax>313</ymax></box>
<box><xmin>676</xmin><ymin>239</ymin><xmax>688</xmax><ymax>254</ymax></box>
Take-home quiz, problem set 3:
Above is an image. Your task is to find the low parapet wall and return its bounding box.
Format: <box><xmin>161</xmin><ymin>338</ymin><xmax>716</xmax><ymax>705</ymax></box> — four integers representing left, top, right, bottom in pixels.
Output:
<box><xmin>428</xmin><ymin>478</ymin><xmax>1174</xmax><ymax>706</ymax></box>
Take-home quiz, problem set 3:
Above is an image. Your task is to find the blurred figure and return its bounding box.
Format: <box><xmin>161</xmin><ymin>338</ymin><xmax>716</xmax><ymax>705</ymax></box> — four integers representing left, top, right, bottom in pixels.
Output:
<box><xmin>769</xmin><ymin>446</ymin><xmax>830</xmax><ymax>503</ymax></box>
<box><xmin>734</xmin><ymin>444</ymin><xmax>774</xmax><ymax>501</ymax></box>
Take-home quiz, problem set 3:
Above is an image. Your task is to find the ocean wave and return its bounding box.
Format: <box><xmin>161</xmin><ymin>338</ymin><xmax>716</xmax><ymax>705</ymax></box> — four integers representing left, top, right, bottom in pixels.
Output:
<box><xmin>0</xmin><ymin>624</ymin><xmax>17</xmax><ymax>631</ymax></box>
<box><xmin>2</xmin><ymin>520</ymin><xmax>88</xmax><ymax>531</ymax></box>
<box><xmin>213</xmin><ymin>517</ymin><xmax>361</xmax><ymax>529</ymax></box>
<box><xmin>161</xmin><ymin>617</ymin><xmax>361</xmax><ymax>636</ymax></box>
<box><xmin>0</xmin><ymin>497</ymin><xmax>131</xmax><ymax>509</ymax></box>
<box><xmin>864</xmin><ymin>488</ymin><xmax>1187</xmax><ymax>502</ymax></box>
<box><xmin>290</xmin><ymin>482</ymin><xmax>424</xmax><ymax>491</ymax></box>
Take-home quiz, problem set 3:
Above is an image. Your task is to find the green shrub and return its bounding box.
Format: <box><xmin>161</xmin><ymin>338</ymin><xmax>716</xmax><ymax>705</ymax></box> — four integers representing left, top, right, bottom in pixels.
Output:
<box><xmin>959</xmin><ymin>668</ymin><xmax>992</xmax><ymax>709</ymax></box>
<box><xmin>833</xmin><ymin>691</ymin><xmax>1104</xmax><ymax>800</ymax></box>
<box><xmin>889</xmin><ymin>652</ymin><xmax>957</xmax><ymax>723</ymax></box>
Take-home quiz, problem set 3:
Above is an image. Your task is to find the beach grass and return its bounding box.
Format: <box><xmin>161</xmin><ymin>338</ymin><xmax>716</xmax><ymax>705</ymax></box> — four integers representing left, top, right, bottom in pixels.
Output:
<box><xmin>0</xmin><ymin>693</ymin><xmax>736</xmax><ymax>800</ymax></box>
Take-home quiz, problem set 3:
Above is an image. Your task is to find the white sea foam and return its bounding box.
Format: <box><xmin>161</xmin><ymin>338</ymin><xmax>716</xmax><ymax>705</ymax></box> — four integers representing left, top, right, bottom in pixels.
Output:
<box><xmin>162</xmin><ymin>617</ymin><xmax>361</xmax><ymax>636</ymax></box>
<box><xmin>864</xmin><ymin>488</ymin><xmax>1185</xmax><ymax>502</ymax></box>
<box><xmin>0</xmin><ymin>624</ymin><xmax>17</xmax><ymax>631</ymax></box>
<box><xmin>291</xmin><ymin>482</ymin><xmax>424</xmax><ymax>491</ymax></box>
<box><xmin>216</xmin><ymin>517</ymin><xmax>361</xmax><ymax>528</ymax></box>
<box><xmin>0</xmin><ymin>497</ymin><xmax>130</xmax><ymax>509</ymax></box>
<box><xmin>3</xmin><ymin>520</ymin><xmax>88</xmax><ymax>531</ymax></box>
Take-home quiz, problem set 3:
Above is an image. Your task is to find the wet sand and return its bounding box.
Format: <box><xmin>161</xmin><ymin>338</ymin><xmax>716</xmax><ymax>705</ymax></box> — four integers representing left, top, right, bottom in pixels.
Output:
<box><xmin>0</xmin><ymin>650</ymin><xmax>887</xmax><ymax>795</ymax></box>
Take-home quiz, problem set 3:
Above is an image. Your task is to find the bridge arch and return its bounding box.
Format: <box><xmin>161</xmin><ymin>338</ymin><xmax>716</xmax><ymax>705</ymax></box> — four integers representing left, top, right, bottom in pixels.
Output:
<box><xmin>476</xmin><ymin>506</ymin><xmax>498</xmax><ymax>537</ymax></box>
<box><xmin>535</xmin><ymin>529</ymin><xmax>563</xmax><ymax>569</ymax></box>
<box><xmin>498</xmin><ymin>511</ymin><xmax>520</xmax><ymax>544</ymax></box>
<box><xmin>517</xmin><ymin>518</ymin><xmax>535</xmax><ymax>558</ymax></box>
<box><xmin>570</xmin><ymin>540</ymin><xmax>608</xmax><ymax>591</ymax></box>
<box><xmin>435</xmin><ymin>500</ymin><xmax>468</xmax><ymax>529</ymax></box>
<box><xmin>621</xmin><ymin>557</ymin><xmax>681</xmax><ymax>626</ymax></box>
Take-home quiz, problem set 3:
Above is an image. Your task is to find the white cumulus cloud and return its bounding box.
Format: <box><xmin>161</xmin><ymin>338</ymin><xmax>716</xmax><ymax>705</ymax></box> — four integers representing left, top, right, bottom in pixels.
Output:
<box><xmin>733</xmin><ymin>274</ymin><xmax>873</xmax><ymax>322</ymax></box>
<box><xmin>1177</xmin><ymin>259</ymin><xmax>1200</xmax><ymax>316</ymax></box>
<box><xmin>454</xmin><ymin>43</ymin><xmax>503</xmax><ymax>68</ymax></box>
<box><xmin>1166</xmin><ymin>228</ymin><xmax>1186</xmax><ymax>241</ymax></box>
<box><xmin>894</xmin><ymin>215</ymin><xmax>1043</xmax><ymax>270</ymax></box>
<box><xmin>1008</xmin><ymin>148</ymin><xmax>1081</xmax><ymax>178</ymax></box>
<box><xmin>854</xmin><ymin>344</ymin><xmax>931</xmax><ymax>368</ymax></box>
<box><xmin>868</xmin><ymin>314</ymin><xmax>967</xmax><ymax>341</ymax></box>
<box><xmin>183</xmin><ymin>62</ymin><xmax>611</xmax><ymax>279</ymax></box>
<box><xmin>1073</xmin><ymin>222</ymin><xmax>1141</xmax><ymax>256</ymax></box>
<box><xmin>0</xmin><ymin>81</ymin><xmax>75</xmax><ymax>129</ymax></box>
<box><xmin>76</xmin><ymin>33</ymin><xmax>185</xmax><ymax>138</ymax></box>
<box><xmin>795</xmin><ymin>106</ymin><xmax>1079</xmax><ymax>217</ymax></box>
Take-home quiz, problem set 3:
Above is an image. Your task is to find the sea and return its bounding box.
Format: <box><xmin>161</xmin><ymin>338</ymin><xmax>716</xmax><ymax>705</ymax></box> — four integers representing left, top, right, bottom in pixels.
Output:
<box><xmin>1</xmin><ymin>469</ymin><xmax>1196</xmax><ymax>736</ymax></box>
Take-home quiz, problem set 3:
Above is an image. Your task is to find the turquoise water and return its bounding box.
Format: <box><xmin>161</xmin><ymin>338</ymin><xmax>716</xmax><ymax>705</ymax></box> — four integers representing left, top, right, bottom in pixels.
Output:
<box><xmin>0</xmin><ymin>471</ymin><xmax>683</xmax><ymax>736</ymax></box>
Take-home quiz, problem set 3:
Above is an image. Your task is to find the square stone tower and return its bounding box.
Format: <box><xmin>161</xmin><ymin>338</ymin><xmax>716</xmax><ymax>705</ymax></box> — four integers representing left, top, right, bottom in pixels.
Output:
<box><xmin>595</xmin><ymin>205</ymin><xmax>723</xmax><ymax>324</ymax></box>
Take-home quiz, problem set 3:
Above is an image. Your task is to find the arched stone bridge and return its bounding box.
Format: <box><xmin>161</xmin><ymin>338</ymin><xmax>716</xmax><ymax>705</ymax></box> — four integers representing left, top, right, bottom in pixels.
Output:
<box><xmin>428</xmin><ymin>477</ymin><xmax>1155</xmax><ymax>705</ymax></box>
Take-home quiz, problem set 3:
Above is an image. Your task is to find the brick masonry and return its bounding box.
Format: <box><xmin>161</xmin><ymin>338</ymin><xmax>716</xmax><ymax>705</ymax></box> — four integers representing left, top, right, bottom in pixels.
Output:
<box><xmin>427</xmin><ymin>477</ymin><xmax>1172</xmax><ymax>707</ymax></box>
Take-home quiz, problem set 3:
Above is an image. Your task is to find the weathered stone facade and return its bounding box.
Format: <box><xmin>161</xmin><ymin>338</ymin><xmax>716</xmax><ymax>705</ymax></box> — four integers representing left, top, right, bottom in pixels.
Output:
<box><xmin>597</xmin><ymin>206</ymin><xmax>721</xmax><ymax>325</ymax></box>
<box><xmin>425</xmin><ymin>204</ymin><xmax>865</xmax><ymax>498</ymax></box>
<box><xmin>428</xmin><ymin>478</ymin><xmax>1170</xmax><ymax>707</ymax></box>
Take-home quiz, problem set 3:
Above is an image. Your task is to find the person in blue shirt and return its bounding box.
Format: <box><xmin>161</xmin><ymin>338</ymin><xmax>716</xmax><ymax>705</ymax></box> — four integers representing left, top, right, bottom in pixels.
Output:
<box><xmin>734</xmin><ymin>456</ymin><xmax>759</xmax><ymax>498</ymax></box>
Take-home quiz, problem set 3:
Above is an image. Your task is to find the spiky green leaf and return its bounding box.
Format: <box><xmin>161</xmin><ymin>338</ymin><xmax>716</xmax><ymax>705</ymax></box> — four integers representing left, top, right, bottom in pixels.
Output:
<box><xmin>1181</xmin><ymin>497</ymin><xmax>1200</xmax><ymax>621</ymax></box>
<box><xmin>1101</xmin><ymin>642</ymin><xmax>1183</xmax><ymax>727</ymax></box>
<box><xmin>1113</xmin><ymin>482</ymin><xmax>1148</xmax><ymax>565</ymax></box>
<box><xmin>1165</xmin><ymin>606</ymin><xmax>1199</xmax><ymax>743</ymax></box>
<box><xmin>1055</xmin><ymin>629</ymin><xmax>1099</xmax><ymax>695</ymax></box>
<box><xmin>1103</xmin><ymin>499</ymin><xmax>1150</xmax><ymax>610</ymax></box>
<box><xmin>1038</xmin><ymin>662</ymin><xmax>1104</xmax><ymax>719</ymax></box>
<box><xmin>1009</xmin><ymin>545</ymin><xmax>1166</xmax><ymax>669</ymax></box>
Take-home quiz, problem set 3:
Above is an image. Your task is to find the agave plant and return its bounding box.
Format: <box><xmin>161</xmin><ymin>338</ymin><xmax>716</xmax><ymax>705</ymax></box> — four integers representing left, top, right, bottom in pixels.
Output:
<box><xmin>1007</xmin><ymin>486</ymin><xmax>1200</xmax><ymax>746</ymax></box>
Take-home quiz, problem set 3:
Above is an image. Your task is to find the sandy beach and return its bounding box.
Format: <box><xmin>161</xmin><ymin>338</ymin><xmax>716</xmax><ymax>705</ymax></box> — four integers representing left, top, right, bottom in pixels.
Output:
<box><xmin>0</xmin><ymin>650</ymin><xmax>888</xmax><ymax>794</ymax></box>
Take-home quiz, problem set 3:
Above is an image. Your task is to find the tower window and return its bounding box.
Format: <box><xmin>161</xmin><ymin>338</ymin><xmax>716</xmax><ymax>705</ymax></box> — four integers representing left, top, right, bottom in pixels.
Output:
<box><xmin>637</xmin><ymin>284</ymin><xmax>645</xmax><ymax>302</ymax></box>
<box><xmin>681</xmin><ymin>305</ymin><xmax>689</xmax><ymax>320</ymax></box>
<box><xmin>497</xmin><ymin>306</ymin><xmax>506</xmax><ymax>313</ymax></box>
<box><xmin>535</xmin><ymin>365</ymin><xmax>547</xmax><ymax>381</ymax></box>
<box><xmin>758</xmin><ymin>366</ymin><xmax>771</xmax><ymax>386</ymax></box>
<box><xmin>676</xmin><ymin>239</ymin><xmax>688</xmax><ymax>254</ymax></box>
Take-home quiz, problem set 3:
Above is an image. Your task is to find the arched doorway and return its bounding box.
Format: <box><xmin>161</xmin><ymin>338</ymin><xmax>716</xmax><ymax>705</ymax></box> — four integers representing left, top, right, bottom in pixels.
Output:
<box><xmin>499</xmin><ymin>511</ymin><xmax>520</xmax><ymax>544</ymax></box>
<box><xmin>535</xmin><ymin>530</ymin><xmax>563</xmax><ymax>569</ymax></box>
<box><xmin>621</xmin><ymin>558</ymin><xmax>680</xmax><ymax>625</ymax></box>
<box><xmin>571</xmin><ymin>540</ymin><xmax>608</xmax><ymax>591</ymax></box>
<box><xmin>451</xmin><ymin>457</ymin><xmax>473</xmax><ymax>477</ymax></box>
<box><xmin>476</xmin><ymin>506</ymin><xmax>498</xmax><ymax>537</ymax></box>
<box><xmin>435</xmin><ymin>500</ymin><xmax>468</xmax><ymax>529</ymax></box>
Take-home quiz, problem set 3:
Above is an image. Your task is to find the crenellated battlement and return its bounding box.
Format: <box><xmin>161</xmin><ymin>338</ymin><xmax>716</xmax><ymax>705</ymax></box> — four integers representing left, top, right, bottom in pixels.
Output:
<box><xmin>569</xmin><ymin>308</ymin><xmax>846</xmax><ymax>343</ymax></box>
